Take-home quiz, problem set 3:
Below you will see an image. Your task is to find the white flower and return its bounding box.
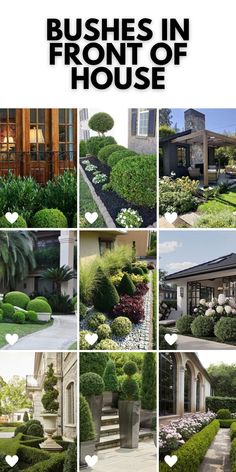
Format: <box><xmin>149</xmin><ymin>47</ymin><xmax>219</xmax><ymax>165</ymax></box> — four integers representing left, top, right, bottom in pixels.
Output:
<box><xmin>194</xmin><ymin>308</ymin><xmax>198</xmax><ymax>313</ymax></box>
<box><xmin>225</xmin><ymin>305</ymin><xmax>232</xmax><ymax>314</ymax></box>
<box><xmin>208</xmin><ymin>302</ymin><xmax>215</xmax><ymax>308</ymax></box>
<box><xmin>205</xmin><ymin>308</ymin><xmax>215</xmax><ymax>316</ymax></box>
<box><xmin>232</xmin><ymin>309</ymin><xmax>236</xmax><ymax>315</ymax></box>
<box><xmin>216</xmin><ymin>306</ymin><xmax>223</xmax><ymax>314</ymax></box>
<box><xmin>200</xmin><ymin>299</ymin><xmax>206</xmax><ymax>305</ymax></box>
<box><xmin>218</xmin><ymin>294</ymin><xmax>226</xmax><ymax>305</ymax></box>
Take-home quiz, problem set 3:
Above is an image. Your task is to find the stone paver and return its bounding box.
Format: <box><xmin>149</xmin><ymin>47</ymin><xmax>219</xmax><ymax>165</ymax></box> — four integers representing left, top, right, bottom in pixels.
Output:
<box><xmin>3</xmin><ymin>315</ymin><xmax>77</xmax><ymax>351</ymax></box>
<box><xmin>198</xmin><ymin>428</ymin><xmax>231</xmax><ymax>472</ymax></box>
<box><xmin>85</xmin><ymin>440</ymin><xmax>156</xmax><ymax>472</ymax></box>
<box><xmin>179</xmin><ymin>211</ymin><xmax>200</xmax><ymax>226</ymax></box>
<box><xmin>0</xmin><ymin>432</ymin><xmax>14</xmax><ymax>438</ymax></box>
<box><xmin>177</xmin><ymin>335</ymin><xmax>235</xmax><ymax>350</ymax></box>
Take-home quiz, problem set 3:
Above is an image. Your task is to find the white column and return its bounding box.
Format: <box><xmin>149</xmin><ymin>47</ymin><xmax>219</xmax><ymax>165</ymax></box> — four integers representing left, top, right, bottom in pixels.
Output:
<box><xmin>201</xmin><ymin>384</ymin><xmax>206</xmax><ymax>411</ymax></box>
<box><xmin>177</xmin><ymin>283</ymin><xmax>188</xmax><ymax>314</ymax></box>
<box><xmin>58</xmin><ymin>231</ymin><xmax>75</xmax><ymax>297</ymax></box>
<box><xmin>192</xmin><ymin>378</ymin><xmax>197</xmax><ymax>413</ymax></box>
<box><xmin>177</xmin><ymin>366</ymin><xmax>185</xmax><ymax>417</ymax></box>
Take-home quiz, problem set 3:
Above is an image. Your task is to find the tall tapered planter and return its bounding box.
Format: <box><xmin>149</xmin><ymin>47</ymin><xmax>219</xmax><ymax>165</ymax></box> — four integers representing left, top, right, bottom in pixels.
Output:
<box><xmin>119</xmin><ymin>400</ymin><xmax>141</xmax><ymax>448</ymax></box>
<box><xmin>86</xmin><ymin>394</ymin><xmax>103</xmax><ymax>442</ymax></box>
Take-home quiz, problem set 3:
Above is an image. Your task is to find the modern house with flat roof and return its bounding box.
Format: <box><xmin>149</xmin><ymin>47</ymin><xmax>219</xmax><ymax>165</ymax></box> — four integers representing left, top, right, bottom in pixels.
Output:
<box><xmin>165</xmin><ymin>253</ymin><xmax>236</xmax><ymax>315</ymax></box>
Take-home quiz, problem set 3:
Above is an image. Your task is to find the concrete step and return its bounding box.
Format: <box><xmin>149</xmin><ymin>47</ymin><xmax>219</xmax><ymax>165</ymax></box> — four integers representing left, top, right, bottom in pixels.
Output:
<box><xmin>101</xmin><ymin>414</ymin><xmax>119</xmax><ymax>426</ymax></box>
<box><xmin>100</xmin><ymin>424</ymin><xmax>120</xmax><ymax>437</ymax></box>
<box><xmin>102</xmin><ymin>407</ymin><xmax>118</xmax><ymax>415</ymax></box>
<box><xmin>97</xmin><ymin>429</ymin><xmax>153</xmax><ymax>450</ymax></box>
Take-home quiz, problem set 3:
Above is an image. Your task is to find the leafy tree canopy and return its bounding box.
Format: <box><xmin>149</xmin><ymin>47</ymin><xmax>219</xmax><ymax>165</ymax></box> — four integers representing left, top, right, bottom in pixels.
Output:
<box><xmin>207</xmin><ymin>363</ymin><xmax>236</xmax><ymax>397</ymax></box>
<box><xmin>159</xmin><ymin>109</ymin><xmax>173</xmax><ymax>127</ymax></box>
<box><xmin>0</xmin><ymin>377</ymin><xmax>31</xmax><ymax>416</ymax></box>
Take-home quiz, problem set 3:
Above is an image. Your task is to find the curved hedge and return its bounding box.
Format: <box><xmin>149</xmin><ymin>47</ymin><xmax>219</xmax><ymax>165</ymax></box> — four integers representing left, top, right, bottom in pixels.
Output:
<box><xmin>97</xmin><ymin>144</ymin><xmax>126</xmax><ymax>164</ymax></box>
<box><xmin>159</xmin><ymin>419</ymin><xmax>220</xmax><ymax>471</ymax></box>
<box><xmin>107</xmin><ymin>149</ymin><xmax>137</xmax><ymax>168</ymax></box>
<box><xmin>86</xmin><ymin>136</ymin><xmax>116</xmax><ymax>157</ymax></box>
<box><xmin>110</xmin><ymin>154</ymin><xmax>156</xmax><ymax>208</ymax></box>
<box><xmin>231</xmin><ymin>438</ymin><xmax>236</xmax><ymax>472</ymax></box>
<box><xmin>230</xmin><ymin>422</ymin><xmax>236</xmax><ymax>440</ymax></box>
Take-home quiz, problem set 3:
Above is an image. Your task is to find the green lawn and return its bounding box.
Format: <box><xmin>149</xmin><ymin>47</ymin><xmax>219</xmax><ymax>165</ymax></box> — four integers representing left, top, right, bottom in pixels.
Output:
<box><xmin>0</xmin><ymin>321</ymin><xmax>53</xmax><ymax>348</ymax></box>
<box><xmin>0</xmin><ymin>435</ymin><xmax>20</xmax><ymax>455</ymax></box>
<box><xmin>198</xmin><ymin>188</ymin><xmax>236</xmax><ymax>214</ymax></box>
<box><xmin>0</xmin><ymin>427</ymin><xmax>16</xmax><ymax>432</ymax></box>
<box><xmin>79</xmin><ymin>173</ymin><xmax>106</xmax><ymax>227</ymax></box>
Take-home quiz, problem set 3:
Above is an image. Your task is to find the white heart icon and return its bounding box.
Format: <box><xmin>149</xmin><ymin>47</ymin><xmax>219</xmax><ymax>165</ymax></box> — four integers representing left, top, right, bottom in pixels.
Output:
<box><xmin>85</xmin><ymin>333</ymin><xmax>98</xmax><ymax>346</ymax></box>
<box><xmin>5</xmin><ymin>334</ymin><xmax>19</xmax><ymax>346</ymax></box>
<box><xmin>85</xmin><ymin>455</ymin><xmax>98</xmax><ymax>468</ymax></box>
<box><xmin>85</xmin><ymin>212</ymin><xmax>98</xmax><ymax>224</ymax></box>
<box><xmin>164</xmin><ymin>455</ymin><xmax>178</xmax><ymax>467</ymax></box>
<box><xmin>5</xmin><ymin>455</ymin><xmax>19</xmax><ymax>467</ymax></box>
<box><xmin>164</xmin><ymin>334</ymin><xmax>178</xmax><ymax>346</ymax></box>
<box><xmin>5</xmin><ymin>212</ymin><xmax>19</xmax><ymax>224</ymax></box>
<box><xmin>164</xmin><ymin>212</ymin><xmax>178</xmax><ymax>224</ymax></box>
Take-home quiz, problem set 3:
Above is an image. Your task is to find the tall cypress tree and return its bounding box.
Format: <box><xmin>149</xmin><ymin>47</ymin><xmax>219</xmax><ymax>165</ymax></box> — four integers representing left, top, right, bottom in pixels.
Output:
<box><xmin>141</xmin><ymin>352</ymin><xmax>156</xmax><ymax>410</ymax></box>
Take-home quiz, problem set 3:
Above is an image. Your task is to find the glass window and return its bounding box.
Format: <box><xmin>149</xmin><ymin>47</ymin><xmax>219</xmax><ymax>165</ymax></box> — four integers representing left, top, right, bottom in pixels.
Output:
<box><xmin>99</xmin><ymin>239</ymin><xmax>114</xmax><ymax>256</ymax></box>
<box><xmin>66</xmin><ymin>382</ymin><xmax>75</xmax><ymax>424</ymax></box>
<box><xmin>177</xmin><ymin>147</ymin><xmax>187</xmax><ymax>167</ymax></box>
<box><xmin>137</xmin><ymin>109</ymin><xmax>149</xmax><ymax>136</ymax></box>
<box><xmin>59</xmin><ymin>109</ymin><xmax>74</xmax><ymax>161</ymax></box>
<box><xmin>159</xmin><ymin>353</ymin><xmax>176</xmax><ymax>416</ymax></box>
<box><xmin>184</xmin><ymin>364</ymin><xmax>192</xmax><ymax>412</ymax></box>
<box><xmin>30</xmin><ymin>109</ymin><xmax>46</xmax><ymax>161</ymax></box>
<box><xmin>0</xmin><ymin>109</ymin><xmax>16</xmax><ymax>154</ymax></box>
<box><xmin>196</xmin><ymin>373</ymin><xmax>201</xmax><ymax>411</ymax></box>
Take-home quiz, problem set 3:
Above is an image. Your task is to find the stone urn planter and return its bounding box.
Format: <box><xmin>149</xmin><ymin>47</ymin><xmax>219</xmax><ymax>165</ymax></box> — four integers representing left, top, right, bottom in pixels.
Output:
<box><xmin>86</xmin><ymin>394</ymin><xmax>103</xmax><ymax>442</ymax></box>
<box><xmin>40</xmin><ymin>413</ymin><xmax>62</xmax><ymax>451</ymax></box>
<box><xmin>39</xmin><ymin>363</ymin><xmax>61</xmax><ymax>452</ymax></box>
<box><xmin>140</xmin><ymin>409</ymin><xmax>156</xmax><ymax>428</ymax></box>
<box><xmin>103</xmin><ymin>391</ymin><xmax>119</xmax><ymax>408</ymax></box>
<box><xmin>119</xmin><ymin>400</ymin><xmax>141</xmax><ymax>449</ymax></box>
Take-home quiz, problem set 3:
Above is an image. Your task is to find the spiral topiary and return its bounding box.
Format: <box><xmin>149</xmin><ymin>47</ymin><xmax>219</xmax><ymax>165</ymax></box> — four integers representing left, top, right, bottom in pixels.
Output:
<box><xmin>41</xmin><ymin>363</ymin><xmax>59</xmax><ymax>413</ymax></box>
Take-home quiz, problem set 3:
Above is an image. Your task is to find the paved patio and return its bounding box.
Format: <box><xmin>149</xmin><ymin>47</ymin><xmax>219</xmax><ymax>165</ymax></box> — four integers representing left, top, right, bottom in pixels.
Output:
<box><xmin>86</xmin><ymin>440</ymin><xmax>156</xmax><ymax>472</ymax></box>
<box><xmin>177</xmin><ymin>334</ymin><xmax>235</xmax><ymax>350</ymax></box>
<box><xmin>198</xmin><ymin>428</ymin><xmax>231</xmax><ymax>471</ymax></box>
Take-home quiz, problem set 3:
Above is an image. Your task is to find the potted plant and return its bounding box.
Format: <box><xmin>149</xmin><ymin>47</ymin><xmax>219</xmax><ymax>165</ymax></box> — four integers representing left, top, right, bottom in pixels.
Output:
<box><xmin>103</xmin><ymin>359</ymin><xmax>119</xmax><ymax>408</ymax></box>
<box><xmin>118</xmin><ymin>361</ymin><xmax>141</xmax><ymax>449</ymax></box>
<box><xmin>40</xmin><ymin>363</ymin><xmax>62</xmax><ymax>451</ymax></box>
<box><xmin>80</xmin><ymin>372</ymin><xmax>105</xmax><ymax>442</ymax></box>
<box><xmin>80</xmin><ymin>394</ymin><xmax>96</xmax><ymax>467</ymax></box>
<box><xmin>140</xmin><ymin>353</ymin><xmax>156</xmax><ymax>428</ymax></box>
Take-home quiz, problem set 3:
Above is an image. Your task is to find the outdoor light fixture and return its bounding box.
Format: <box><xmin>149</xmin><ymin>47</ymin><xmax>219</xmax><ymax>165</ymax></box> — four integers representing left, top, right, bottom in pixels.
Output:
<box><xmin>30</xmin><ymin>127</ymin><xmax>45</xmax><ymax>143</ymax></box>
<box><xmin>180</xmin><ymin>287</ymin><xmax>184</xmax><ymax>297</ymax></box>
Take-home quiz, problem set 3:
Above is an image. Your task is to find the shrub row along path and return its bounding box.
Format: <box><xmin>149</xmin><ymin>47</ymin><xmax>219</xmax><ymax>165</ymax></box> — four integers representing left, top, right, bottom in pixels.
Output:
<box><xmin>198</xmin><ymin>428</ymin><xmax>230</xmax><ymax>471</ymax></box>
<box><xmin>3</xmin><ymin>315</ymin><xmax>77</xmax><ymax>350</ymax></box>
<box><xmin>177</xmin><ymin>334</ymin><xmax>235</xmax><ymax>350</ymax></box>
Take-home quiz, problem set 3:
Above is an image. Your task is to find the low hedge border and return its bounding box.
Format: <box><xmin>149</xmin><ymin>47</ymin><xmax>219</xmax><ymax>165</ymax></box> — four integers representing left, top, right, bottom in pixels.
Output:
<box><xmin>231</xmin><ymin>422</ymin><xmax>236</xmax><ymax>440</ymax></box>
<box><xmin>25</xmin><ymin>452</ymin><xmax>66</xmax><ymax>472</ymax></box>
<box><xmin>219</xmin><ymin>419</ymin><xmax>236</xmax><ymax>428</ymax></box>
<box><xmin>159</xmin><ymin>419</ymin><xmax>220</xmax><ymax>471</ymax></box>
<box><xmin>231</xmin><ymin>438</ymin><xmax>236</xmax><ymax>472</ymax></box>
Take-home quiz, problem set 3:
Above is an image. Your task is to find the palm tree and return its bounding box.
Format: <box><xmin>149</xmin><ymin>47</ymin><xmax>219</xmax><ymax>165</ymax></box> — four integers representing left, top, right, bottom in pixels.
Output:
<box><xmin>0</xmin><ymin>231</ymin><xmax>36</xmax><ymax>290</ymax></box>
<box><xmin>40</xmin><ymin>265</ymin><xmax>76</xmax><ymax>293</ymax></box>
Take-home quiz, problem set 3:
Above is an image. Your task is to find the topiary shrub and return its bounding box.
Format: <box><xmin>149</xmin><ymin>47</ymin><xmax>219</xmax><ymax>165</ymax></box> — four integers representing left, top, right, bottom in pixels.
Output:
<box><xmin>80</xmin><ymin>394</ymin><xmax>95</xmax><ymax>442</ymax></box>
<box><xmin>131</xmin><ymin>266</ymin><xmax>144</xmax><ymax>275</ymax></box>
<box><xmin>88</xmin><ymin>112</ymin><xmax>114</xmax><ymax>135</ymax></box>
<box><xmin>107</xmin><ymin>149</ymin><xmax>137</xmax><ymax>168</ymax></box>
<box><xmin>0</xmin><ymin>215</ymin><xmax>27</xmax><ymax>228</ymax></box>
<box><xmin>31</xmin><ymin>209</ymin><xmax>68</xmax><ymax>228</ymax></box>
<box><xmin>80</xmin><ymin>372</ymin><xmax>104</xmax><ymax>396</ymax></box>
<box><xmin>79</xmin><ymin>302</ymin><xmax>87</xmax><ymax>319</ymax></box>
<box><xmin>35</xmin><ymin>296</ymin><xmax>48</xmax><ymax>302</ymax></box>
<box><xmin>111</xmin><ymin>154</ymin><xmax>156</xmax><ymax>208</ymax></box>
<box><xmin>23</xmin><ymin>411</ymin><xmax>29</xmax><ymax>423</ymax></box>
<box><xmin>2</xmin><ymin>303</ymin><xmax>15</xmax><ymax>320</ymax></box>
<box><xmin>0</xmin><ymin>453</ymin><xmax>20</xmax><ymax>472</ymax></box>
<box><xmin>95</xmin><ymin>339</ymin><xmax>119</xmax><ymax>350</ymax></box>
<box><xmin>111</xmin><ymin>316</ymin><xmax>132</xmax><ymax>338</ymax></box>
<box><xmin>103</xmin><ymin>359</ymin><xmax>119</xmax><ymax>392</ymax></box>
<box><xmin>97</xmin><ymin>144</ymin><xmax>126</xmax><ymax>164</ymax></box>
<box><xmin>25</xmin><ymin>310</ymin><xmax>38</xmax><ymax>322</ymax></box>
<box><xmin>217</xmin><ymin>408</ymin><xmax>231</xmax><ymax>419</ymax></box>
<box><xmin>13</xmin><ymin>311</ymin><xmax>25</xmax><ymax>324</ymax></box>
<box><xmin>122</xmin><ymin>361</ymin><xmax>139</xmax><ymax>401</ymax></box>
<box><xmin>88</xmin><ymin>312</ymin><xmax>106</xmax><ymax>330</ymax></box>
<box><xmin>118</xmin><ymin>273</ymin><xmax>136</xmax><ymax>296</ymax></box>
<box><xmin>63</xmin><ymin>439</ymin><xmax>77</xmax><ymax>472</ymax></box>
<box><xmin>27</xmin><ymin>299</ymin><xmax>52</xmax><ymax>314</ymax></box>
<box><xmin>141</xmin><ymin>352</ymin><xmax>156</xmax><ymax>410</ymax></box>
<box><xmin>86</xmin><ymin>136</ymin><xmax>116</xmax><ymax>157</ymax></box>
<box><xmin>4</xmin><ymin>291</ymin><xmax>30</xmax><ymax>309</ymax></box>
<box><xmin>41</xmin><ymin>363</ymin><xmax>59</xmax><ymax>413</ymax></box>
<box><xmin>80</xmin><ymin>139</ymin><xmax>87</xmax><ymax>157</ymax></box>
<box><xmin>96</xmin><ymin>323</ymin><xmax>112</xmax><ymax>340</ymax></box>
<box><xmin>191</xmin><ymin>315</ymin><xmax>214</xmax><ymax>337</ymax></box>
<box><xmin>27</xmin><ymin>423</ymin><xmax>44</xmax><ymax>437</ymax></box>
<box><xmin>80</xmin><ymin>331</ymin><xmax>92</xmax><ymax>350</ymax></box>
<box><xmin>92</xmin><ymin>267</ymin><xmax>119</xmax><ymax>312</ymax></box>
<box><xmin>214</xmin><ymin>317</ymin><xmax>236</xmax><ymax>342</ymax></box>
<box><xmin>123</xmin><ymin>361</ymin><xmax>138</xmax><ymax>376</ymax></box>
<box><xmin>176</xmin><ymin>315</ymin><xmax>195</xmax><ymax>335</ymax></box>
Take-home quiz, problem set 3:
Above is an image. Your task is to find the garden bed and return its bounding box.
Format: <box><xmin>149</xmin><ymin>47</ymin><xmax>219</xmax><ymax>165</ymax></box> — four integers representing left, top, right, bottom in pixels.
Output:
<box><xmin>79</xmin><ymin>172</ymin><xmax>106</xmax><ymax>228</ymax></box>
<box><xmin>80</xmin><ymin>157</ymin><xmax>156</xmax><ymax>227</ymax></box>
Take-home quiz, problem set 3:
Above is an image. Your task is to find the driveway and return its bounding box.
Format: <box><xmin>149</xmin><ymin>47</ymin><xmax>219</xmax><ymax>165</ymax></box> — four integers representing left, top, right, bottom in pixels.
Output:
<box><xmin>3</xmin><ymin>315</ymin><xmax>77</xmax><ymax>351</ymax></box>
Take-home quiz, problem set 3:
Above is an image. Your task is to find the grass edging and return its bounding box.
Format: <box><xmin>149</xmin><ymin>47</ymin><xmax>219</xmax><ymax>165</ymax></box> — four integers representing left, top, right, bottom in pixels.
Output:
<box><xmin>159</xmin><ymin>419</ymin><xmax>220</xmax><ymax>471</ymax></box>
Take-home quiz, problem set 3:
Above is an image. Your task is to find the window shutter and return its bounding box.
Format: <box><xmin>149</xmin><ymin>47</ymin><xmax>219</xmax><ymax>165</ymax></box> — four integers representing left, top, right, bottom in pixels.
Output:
<box><xmin>148</xmin><ymin>109</ymin><xmax>156</xmax><ymax>137</ymax></box>
<box><xmin>131</xmin><ymin>109</ymin><xmax>137</xmax><ymax>136</ymax></box>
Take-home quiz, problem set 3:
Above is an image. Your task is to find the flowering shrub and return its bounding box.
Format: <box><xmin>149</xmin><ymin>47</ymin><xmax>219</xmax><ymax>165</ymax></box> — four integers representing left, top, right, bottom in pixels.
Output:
<box><xmin>116</xmin><ymin>208</ymin><xmax>143</xmax><ymax>228</ymax></box>
<box><xmin>85</xmin><ymin>164</ymin><xmax>98</xmax><ymax>172</ymax></box>
<box><xmin>92</xmin><ymin>173</ymin><xmax>108</xmax><ymax>184</ymax></box>
<box><xmin>193</xmin><ymin>294</ymin><xmax>236</xmax><ymax>322</ymax></box>
<box><xmin>159</xmin><ymin>176</ymin><xmax>199</xmax><ymax>215</ymax></box>
<box><xmin>159</xmin><ymin>411</ymin><xmax>216</xmax><ymax>456</ymax></box>
<box><xmin>135</xmin><ymin>282</ymin><xmax>149</xmax><ymax>296</ymax></box>
<box><xmin>112</xmin><ymin>294</ymin><xmax>144</xmax><ymax>323</ymax></box>
<box><xmin>82</xmin><ymin>160</ymin><xmax>90</xmax><ymax>165</ymax></box>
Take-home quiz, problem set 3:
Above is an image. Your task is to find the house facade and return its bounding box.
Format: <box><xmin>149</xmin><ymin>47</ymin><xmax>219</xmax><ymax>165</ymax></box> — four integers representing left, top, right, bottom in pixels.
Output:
<box><xmin>159</xmin><ymin>352</ymin><xmax>211</xmax><ymax>425</ymax></box>
<box><xmin>0</xmin><ymin>109</ymin><xmax>77</xmax><ymax>183</ymax></box>
<box><xmin>165</xmin><ymin>253</ymin><xmax>236</xmax><ymax>315</ymax></box>
<box><xmin>128</xmin><ymin>108</ymin><xmax>157</xmax><ymax>154</ymax></box>
<box><xmin>26</xmin><ymin>352</ymin><xmax>77</xmax><ymax>441</ymax></box>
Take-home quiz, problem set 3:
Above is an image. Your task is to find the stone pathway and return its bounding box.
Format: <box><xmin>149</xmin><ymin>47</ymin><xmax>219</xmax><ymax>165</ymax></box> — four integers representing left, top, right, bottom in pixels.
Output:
<box><xmin>3</xmin><ymin>315</ymin><xmax>77</xmax><ymax>350</ymax></box>
<box><xmin>176</xmin><ymin>334</ymin><xmax>235</xmax><ymax>350</ymax></box>
<box><xmin>198</xmin><ymin>428</ymin><xmax>231</xmax><ymax>471</ymax></box>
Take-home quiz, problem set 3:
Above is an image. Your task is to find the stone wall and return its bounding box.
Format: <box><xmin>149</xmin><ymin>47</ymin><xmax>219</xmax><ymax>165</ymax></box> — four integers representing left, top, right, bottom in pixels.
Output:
<box><xmin>128</xmin><ymin>109</ymin><xmax>156</xmax><ymax>154</ymax></box>
<box><xmin>184</xmin><ymin>109</ymin><xmax>205</xmax><ymax>166</ymax></box>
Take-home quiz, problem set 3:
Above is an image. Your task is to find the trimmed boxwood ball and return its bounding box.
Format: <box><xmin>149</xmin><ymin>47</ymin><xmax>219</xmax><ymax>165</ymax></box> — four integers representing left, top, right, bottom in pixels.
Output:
<box><xmin>31</xmin><ymin>209</ymin><xmax>68</xmax><ymax>228</ymax></box>
<box><xmin>5</xmin><ymin>291</ymin><xmax>30</xmax><ymax>309</ymax></box>
<box><xmin>86</xmin><ymin>136</ymin><xmax>116</xmax><ymax>157</ymax></box>
<box><xmin>0</xmin><ymin>215</ymin><xmax>27</xmax><ymax>228</ymax></box>
<box><xmin>217</xmin><ymin>408</ymin><xmax>231</xmax><ymax>419</ymax></box>
<box><xmin>2</xmin><ymin>303</ymin><xmax>15</xmax><ymax>320</ymax></box>
<box><xmin>107</xmin><ymin>149</ymin><xmax>137</xmax><ymax>168</ymax></box>
<box><xmin>122</xmin><ymin>378</ymin><xmax>139</xmax><ymax>401</ymax></box>
<box><xmin>95</xmin><ymin>339</ymin><xmax>119</xmax><ymax>350</ymax></box>
<box><xmin>176</xmin><ymin>315</ymin><xmax>195</xmax><ymax>335</ymax></box>
<box><xmin>80</xmin><ymin>372</ymin><xmax>105</xmax><ymax>396</ymax></box>
<box><xmin>92</xmin><ymin>267</ymin><xmax>119</xmax><ymax>312</ymax></box>
<box><xmin>131</xmin><ymin>266</ymin><xmax>144</xmax><ymax>275</ymax></box>
<box><xmin>63</xmin><ymin>440</ymin><xmax>77</xmax><ymax>472</ymax></box>
<box><xmin>27</xmin><ymin>423</ymin><xmax>44</xmax><ymax>437</ymax></box>
<box><xmin>111</xmin><ymin>316</ymin><xmax>132</xmax><ymax>338</ymax></box>
<box><xmin>88</xmin><ymin>112</ymin><xmax>114</xmax><ymax>135</ymax></box>
<box><xmin>96</xmin><ymin>323</ymin><xmax>112</xmax><ymax>340</ymax></box>
<box><xmin>27</xmin><ymin>299</ymin><xmax>52</xmax><ymax>314</ymax></box>
<box><xmin>88</xmin><ymin>312</ymin><xmax>106</xmax><ymax>330</ymax></box>
<box><xmin>13</xmin><ymin>311</ymin><xmax>25</xmax><ymax>324</ymax></box>
<box><xmin>191</xmin><ymin>315</ymin><xmax>214</xmax><ymax>337</ymax></box>
<box><xmin>80</xmin><ymin>394</ymin><xmax>95</xmax><ymax>442</ymax></box>
<box><xmin>123</xmin><ymin>361</ymin><xmax>138</xmax><ymax>376</ymax></box>
<box><xmin>111</xmin><ymin>154</ymin><xmax>156</xmax><ymax>208</ymax></box>
<box><xmin>80</xmin><ymin>331</ymin><xmax>93</xmax><ymax>350</ymax></box>
<box><xmin>214</xmin><ymin>317</ymin><xmax>236</xmax><ymax>342</ymax></box>
<box><xmin>118</xmin><ymin>273</ymin><xmax>136</xmax><ymax>296</ymax></box>
<box><xmin>97</xmin><ymin>144</ymin><xmax>126</xmax><ymax>164</ymax></box>
<box><xmin>26</xmin><ymin>310</ymin><xmax>38</xmax><ymax>322</ymax></box>
<box><xmin>35</xmin><ymin>296</ymin><xmax>48</xmax><ymax>302</ymax></box>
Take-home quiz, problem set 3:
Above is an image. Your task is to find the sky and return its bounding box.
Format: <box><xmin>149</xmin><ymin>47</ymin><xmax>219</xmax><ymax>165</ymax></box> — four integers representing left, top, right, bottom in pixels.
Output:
<box><xmin>0</xmin><ymin>352</ymin><xmax>35</xmax><ymax>382</ymax></box>
<box><xmin>86</xmin><ymin>108</ymin><xmax>128</xmax><ymax>146</ymax></box>
<box><xmin>171</xmin><ymin>108</ymin><xmax>236</xmax><ymax>134</ymax></box>
<box><xmin>198</xmin><ymin>351</ymin><xmax>236</xmax><ymax>368</ymax></box>
<box><xmin>159</xmin><ymin>230</ymin><xmax>236</xmax><ymax>274</ymax></box>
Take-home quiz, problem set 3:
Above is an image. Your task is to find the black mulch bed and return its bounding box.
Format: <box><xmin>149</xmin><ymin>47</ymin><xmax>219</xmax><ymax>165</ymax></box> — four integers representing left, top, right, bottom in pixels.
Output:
<box><xmin>80</xmin><ymin>156</ymin><xmax>157</xmax><ymax>227</ymax></box>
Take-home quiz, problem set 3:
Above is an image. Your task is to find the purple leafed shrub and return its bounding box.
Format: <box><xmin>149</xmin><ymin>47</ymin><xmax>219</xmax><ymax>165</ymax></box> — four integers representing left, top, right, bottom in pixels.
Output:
<box><xmin>112</xmin><ymin>294</ymin><xmax>144</xmax><ymax>323</ymax></box>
